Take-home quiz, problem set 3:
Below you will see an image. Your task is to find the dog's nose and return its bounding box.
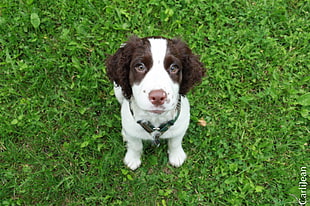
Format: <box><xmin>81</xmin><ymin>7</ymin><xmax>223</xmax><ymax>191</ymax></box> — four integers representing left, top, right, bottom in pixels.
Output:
<box><xmin>149</xmin><ymin>90</ymin><xmax>167</xmax><ymax>106</ymax></box>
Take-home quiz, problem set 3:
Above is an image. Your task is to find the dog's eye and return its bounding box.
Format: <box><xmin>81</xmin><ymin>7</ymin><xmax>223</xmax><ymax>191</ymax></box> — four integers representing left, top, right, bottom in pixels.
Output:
<box><xmin>135</xmin><ymin>63</ymin><xmax>147</xmax><ymax>72</ymax></box>
<box><xmin>169</xmin><ymin>64</ymin><xmax>180</xmax><ymax>74</ymax></box>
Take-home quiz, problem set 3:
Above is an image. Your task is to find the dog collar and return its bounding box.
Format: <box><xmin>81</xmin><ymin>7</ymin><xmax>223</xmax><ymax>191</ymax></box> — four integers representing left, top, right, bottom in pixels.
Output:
<box><xmin>129</xmin><ymin>96</ymin><xmax>181</xmax><ymax>147</ymax></box>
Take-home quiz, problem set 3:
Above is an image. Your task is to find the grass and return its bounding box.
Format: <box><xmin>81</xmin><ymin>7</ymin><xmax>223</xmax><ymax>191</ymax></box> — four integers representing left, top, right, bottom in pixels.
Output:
<box><xmin>0</xmin><ymin>0</ymin><xmax>309</xmax><ymax>205</ymax></box>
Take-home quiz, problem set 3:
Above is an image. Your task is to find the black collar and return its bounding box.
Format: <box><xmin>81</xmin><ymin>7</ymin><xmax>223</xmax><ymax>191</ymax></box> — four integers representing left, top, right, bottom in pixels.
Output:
<box><xmin>129</xmin><ymin>96</ymin><xmax>182</xmax><ymax>146</ymax></box>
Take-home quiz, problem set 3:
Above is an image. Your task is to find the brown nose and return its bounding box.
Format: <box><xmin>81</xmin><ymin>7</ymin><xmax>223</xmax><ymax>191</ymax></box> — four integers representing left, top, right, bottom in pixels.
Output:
<box><xmin>149</xmin><ymin>90</ymin><xmax>167</xmax><ymax>106</ymax></box>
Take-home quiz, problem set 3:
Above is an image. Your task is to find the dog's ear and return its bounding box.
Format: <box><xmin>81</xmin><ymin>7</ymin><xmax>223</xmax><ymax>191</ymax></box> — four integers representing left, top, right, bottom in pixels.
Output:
<box><xmin>106</xmin><ymin>36</ymin><xmax>141</xmax><ymax>99</ymax></box>
<box><xmin>170</xmin><ymin>39</ymin><xmax>206</xmax><ymax>95</ymax></box>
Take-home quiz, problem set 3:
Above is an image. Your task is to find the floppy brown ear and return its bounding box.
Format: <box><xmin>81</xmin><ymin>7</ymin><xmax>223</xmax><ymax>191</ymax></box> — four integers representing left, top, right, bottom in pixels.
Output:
<box><xmin>106</xmin><ymin>36</ymin><xmax>141</xmax><ymax>99</ymax></box>
<box><xmin>170</xmin><ymin>39</ymin><xmax>206</xmax><ymax>95</ymax></box>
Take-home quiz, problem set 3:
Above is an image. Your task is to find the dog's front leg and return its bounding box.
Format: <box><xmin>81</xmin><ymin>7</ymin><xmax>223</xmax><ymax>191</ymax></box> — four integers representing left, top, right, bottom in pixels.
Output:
<box><xmin>123</xmin><ymin>135</ymin><xmax>143</xmax><ymax>170</ymax></box>
<box><xmin>168</xmin><ymin>136</ymin><xmax>187</xmax><ymax>167</ymax></box>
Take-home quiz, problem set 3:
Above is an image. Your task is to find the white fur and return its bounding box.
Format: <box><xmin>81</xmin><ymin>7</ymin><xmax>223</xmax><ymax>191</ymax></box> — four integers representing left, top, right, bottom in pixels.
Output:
<box><xmin>115</xmin><ymin>38</ymin><xmax>189</xmax><ymax>170</ymax></box>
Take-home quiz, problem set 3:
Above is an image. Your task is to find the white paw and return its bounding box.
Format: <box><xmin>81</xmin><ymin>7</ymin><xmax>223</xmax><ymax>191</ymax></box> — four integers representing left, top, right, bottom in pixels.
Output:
<box><xmin>169</xmin><ymin>148</ymin><xmax>187</xmax><ymax>167</ymax></box>
<box><xmin>124</xmin><ymin>152</ymin><xmax>141</xmax><ymax>170</ymax></box>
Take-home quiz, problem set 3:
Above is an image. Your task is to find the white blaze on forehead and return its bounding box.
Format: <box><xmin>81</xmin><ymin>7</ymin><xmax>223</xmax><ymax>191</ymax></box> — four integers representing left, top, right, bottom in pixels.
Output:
<box><xmin>148</xmin><ymin>38</ymin><xmax>167</xmax><ymax>66</ymax></box>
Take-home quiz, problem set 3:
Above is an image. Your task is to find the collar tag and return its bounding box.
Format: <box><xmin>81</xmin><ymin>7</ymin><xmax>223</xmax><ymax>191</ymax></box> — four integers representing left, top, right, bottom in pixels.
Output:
<box><xmin>153</xmin><ymin>133</ymin><xmax>161</xmax><ymax>147</ymax></box>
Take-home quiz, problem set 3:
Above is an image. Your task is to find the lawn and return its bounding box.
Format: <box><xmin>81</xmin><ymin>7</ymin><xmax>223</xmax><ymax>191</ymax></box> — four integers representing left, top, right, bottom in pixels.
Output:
<box><xmin>0</xmin><ymin>0</ymin><xmax>309</xmax><ymax>205</ymax></box>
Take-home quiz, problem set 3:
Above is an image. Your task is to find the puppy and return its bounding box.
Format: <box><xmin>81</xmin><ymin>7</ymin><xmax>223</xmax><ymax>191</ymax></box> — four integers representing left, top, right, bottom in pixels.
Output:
<box><xmin>106</xmin><ymin>36</ymin><xmax>205</xmax><ymax>170</ymax></box>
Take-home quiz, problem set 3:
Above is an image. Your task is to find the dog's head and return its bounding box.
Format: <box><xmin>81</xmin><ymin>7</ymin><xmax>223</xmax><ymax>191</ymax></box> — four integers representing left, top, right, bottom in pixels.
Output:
<box><xmin>106</xmin><ymin>36</ymin><xmax>205</xmax><ymax>113</ymax></box>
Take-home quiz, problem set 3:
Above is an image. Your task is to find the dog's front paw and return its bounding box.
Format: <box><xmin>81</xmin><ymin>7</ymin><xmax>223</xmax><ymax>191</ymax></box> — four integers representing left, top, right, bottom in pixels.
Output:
<box><xmin>124</xmin><ymin>152</ymin><xmax>141</xmax><ymax>170</ymax></box>
<box><xmin>169</xmin><ymin>148</ymin><xmax>187</xmax><ymax>167</ymax></box>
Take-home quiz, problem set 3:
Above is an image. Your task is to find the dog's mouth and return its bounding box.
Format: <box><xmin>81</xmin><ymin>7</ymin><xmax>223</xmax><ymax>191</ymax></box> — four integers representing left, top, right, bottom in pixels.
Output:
<box><xmin>147</xmin><ymin>101</ymin><xmax>179</xmax><ymax>114</ymax></box>
<box><xmin>148</xmin><ymin>110</ymin><xmax>165</xmax><ymax>114</ymax></box>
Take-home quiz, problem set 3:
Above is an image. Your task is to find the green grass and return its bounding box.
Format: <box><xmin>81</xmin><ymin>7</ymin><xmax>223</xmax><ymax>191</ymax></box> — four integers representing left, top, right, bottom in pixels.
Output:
<box><xmin>0</xmin><ymin>0</ymin><xmax>309</xmax><ymax>205</ymax></box>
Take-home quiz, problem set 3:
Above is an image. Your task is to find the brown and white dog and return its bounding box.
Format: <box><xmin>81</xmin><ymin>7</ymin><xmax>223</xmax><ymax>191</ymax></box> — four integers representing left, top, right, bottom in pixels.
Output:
<box><xmin>106</xmin><ymin>36</ymin><xmax>205</xmax><ymax>170</ymax></box>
